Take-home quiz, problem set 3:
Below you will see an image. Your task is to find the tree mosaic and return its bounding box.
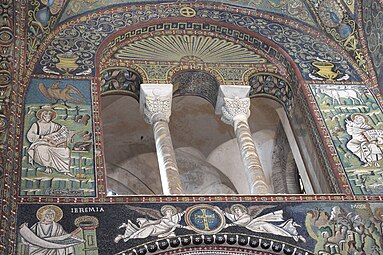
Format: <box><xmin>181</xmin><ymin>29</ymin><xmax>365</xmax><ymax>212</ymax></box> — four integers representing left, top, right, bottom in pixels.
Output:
<box><xmin>21</xmin><ymin>79</ymin><xmax>95</xmax><ymax>197</ymax></box>
<box><xmin>311</xmin><ymin>84</ymin><xmax>383</xmax><ymax>195</ymax></box>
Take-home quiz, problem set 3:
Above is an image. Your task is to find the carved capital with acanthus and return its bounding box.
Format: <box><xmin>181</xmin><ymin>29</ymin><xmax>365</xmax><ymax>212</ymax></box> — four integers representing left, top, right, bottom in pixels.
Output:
<box><xmin>140</xmin><ymin>84</ymin><xmax>173</xmax><ymax>124</ymax></box>
<box><xmin>221</xmin><ymin>97</ymin><xmax>250</xmax><ymax>126</ymax></box>
<box><xmin>143</xmin><ymin>96</ymin><xmax>172</xmax><ymax>124</ymax></box>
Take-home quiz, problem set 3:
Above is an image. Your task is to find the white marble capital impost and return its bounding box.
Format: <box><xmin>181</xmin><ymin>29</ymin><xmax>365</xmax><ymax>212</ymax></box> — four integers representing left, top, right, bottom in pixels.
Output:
<box><xmin>221</xmin><ymin>97</ymin><xmax>250</xmax><ymax>126</ymax></box>
<box><xmin>216</xmin><ymin>85</ymin><xmax>270</xmax><ymax>194</ymax></box>
<box><xmin>140</xmin><ymin>84</ymin><xmax>173</xmax><ymax>124</ymax></box>
<box><xmin>215</xmin><ymin>85</ymin><xmax>251</xmax><ymax>126</ymax></box>
<box><xmin>140</xmin><ymin>84</ymin><xmax>183</xmax><ymax>195</ymax></box>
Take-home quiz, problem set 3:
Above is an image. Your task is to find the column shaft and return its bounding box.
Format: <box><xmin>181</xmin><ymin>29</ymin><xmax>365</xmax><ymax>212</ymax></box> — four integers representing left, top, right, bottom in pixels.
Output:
<box><xmin>140</xmin><ymin>84</ymin><xmax>183</xmax><ymax>195</ymax></box>
<box><xmin>217</xmin><ymin>87</ymin><xmax>270</xmax><ymax>194</ymax></box>
<box><xmin>234</xmin><ymin>119</ymin><xmax>270</xmax><ymax>194</ymax></box>
<box><xmin>152</xmin><ymin>120</ymin><xmax>183</xmax><ymax>194</ymax></box>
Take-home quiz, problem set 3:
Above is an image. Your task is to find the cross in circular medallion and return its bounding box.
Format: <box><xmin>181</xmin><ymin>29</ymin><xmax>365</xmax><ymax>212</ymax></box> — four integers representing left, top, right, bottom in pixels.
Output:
<box><xmin>180</xmin><ymin>7</ymin><xmax>196</xmax><ymax>17</ymax></box>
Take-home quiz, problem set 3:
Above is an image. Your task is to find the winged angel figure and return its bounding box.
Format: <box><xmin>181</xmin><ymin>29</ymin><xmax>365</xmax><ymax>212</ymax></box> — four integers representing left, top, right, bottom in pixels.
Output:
<box><xmin>114</xmin><ymin>205</ymin><xmax>189</xmax><ymax>243</ymax></box>
<box><xmin>218</xmin><ymin>204</ymin><xmax>306</xmax><ymax>242</ymax></box>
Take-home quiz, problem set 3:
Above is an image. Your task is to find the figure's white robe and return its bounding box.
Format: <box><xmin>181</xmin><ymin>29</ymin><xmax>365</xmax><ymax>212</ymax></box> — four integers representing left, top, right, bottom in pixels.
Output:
<box><xmin>225</xmin><ymin>210</ymin><xmax>300</xmax><ymax>240</ymax></box>
<box><xmin>27</xmin><ymin>121</ymin><xmax>70</xmax><ymax>173</ymax></box>
<box><xmin>20</xmin><ymin>222</ymin><xmax>79</xmax><ymax>255</ymax></box>
<box><xmin>346</xmin><ymin>122</ymin><xmax>383</xmax><ymax>163</ymax></box>
<box><xmin>121</xmin><ymin>213</ymin><xmax>182</xmax><ymax>242</ymax></box>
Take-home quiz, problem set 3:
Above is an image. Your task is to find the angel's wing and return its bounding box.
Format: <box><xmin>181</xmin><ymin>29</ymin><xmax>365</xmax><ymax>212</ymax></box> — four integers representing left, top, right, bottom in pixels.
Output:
<box><xmin>248</xmin><ymin>205</ymin><xmax>277</xmax><ymax>218</ymax></box>
<box><xmin>176</xmin><ymin>207</ymin><xmax>183</xmax><ymax>214</ymax></box>
<box><xmin>125</xmin><ymin>205</ymin><xmax>162</xmax><ymax>219</ymax></box>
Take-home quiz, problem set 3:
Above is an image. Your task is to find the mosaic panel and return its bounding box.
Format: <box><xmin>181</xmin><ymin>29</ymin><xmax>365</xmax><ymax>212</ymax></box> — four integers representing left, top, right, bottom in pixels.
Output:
<box><xmin>249</xmin><ymin>74</ymin><xmax>293</xmax><ymax>113</ymax></box>
<box><xmin>0</xmin><ymin>0</ymin><xmax>14</xmax><ymax>250</ymax></box>
<box><xmin>310</xmin><ymin>84</ymin><xmax>383</xmax><ymax>196</ymax></box>
<box><xmin>114</xmin><ymin>34</ymin><xmax>268</xmax><ymax>64</ymax></box>
<box><xmin>100</xmin><ymin>68</ymin><xmax>142</xmax><ymax>99</ymax></box>
<box><xmin>172</xmin><ymin>70</ymin><xmax>220</xmax><ymax>105</ymax></box>
<box><xmin>36</xmin><ymin>5</ymin><xmax>362</xmax><ymax>83</ymax></box>
<box><xmin>16</xmin><ymin>201</ymin><xmax>383</xmax><ymax>254</ymax></box>
<box><xmin>362</xmin><ymin>0</ymin><xmax>383</xmax><ymax>89</ymax></box>
<box><xmin>314</xmin><ymin>0</ymin><xmax>367</xmax><ymax>73</ymax></box>
<box><xmin>20</xmin><ymin>79</ymin><xmax>96</xmax><ymax>197</ymax></box>
<box><xmin>27</xmin><ymin>0</ymin><xmax>65</xmax><ymax>64</ymax></box>
<box><xmin>59</xmin><ymin>0</ymin><xmax>318</xmax><ymax>27</ymax></box>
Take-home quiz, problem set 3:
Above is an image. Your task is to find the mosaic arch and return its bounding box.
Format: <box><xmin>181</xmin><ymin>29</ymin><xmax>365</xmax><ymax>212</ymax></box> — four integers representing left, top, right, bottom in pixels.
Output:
<box><xmin>26</xmin><ymin>3</ymin><xmax>366</xmax><ymax>83</ymax></box>
<box><xmin>12</xmin><ymin>1</ymin><xmax>374</xmax><ymax>200</ymax></box>
<box><xmin>26</xmin><ymin>0</ymin><xmax>374</xmax><ymax>84</ymax></box>
<box><xmin>2</xmin><ymin>1</ymin><xmax>383</xmax><ymax>254</ymax></box>
<box><xmin>58</xmin><ymin>0</ymin><xmax>318</xmax><ymax>27</ymax></box>
<box><xmin>98</xmin><ymin>24</ymin><xmax>284</xmax><ymax>85</ymax></box>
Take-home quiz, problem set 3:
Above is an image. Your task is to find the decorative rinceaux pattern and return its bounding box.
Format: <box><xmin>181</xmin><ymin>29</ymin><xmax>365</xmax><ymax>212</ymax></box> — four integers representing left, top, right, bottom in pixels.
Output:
<box><xmin>363</xmin><ymin>0</ymin><xmax>383</xmax><ymax>89</ymax></box>
<box><xmin>249</xmin><ymin>74</ymin><xmax>293</xmax><ymax>113</ymax></box>
<box><xmin>35</xmin><ymin>5</ymin><xmax>362</xmax><ymax>82</ymax></box>
<box><xmin>59</xmin><ymin>0</ymin><xmax>318</xmax><ymax>27</ymax></box>
<box><xmin>172</xmin><ymin>70</ymin><xmax>220</xmax><ymax>106</ymax></box>
<box><xmin>100</xmin><ymin>68</ymin><xmax>142</xmax><ymax>99</ymax></box>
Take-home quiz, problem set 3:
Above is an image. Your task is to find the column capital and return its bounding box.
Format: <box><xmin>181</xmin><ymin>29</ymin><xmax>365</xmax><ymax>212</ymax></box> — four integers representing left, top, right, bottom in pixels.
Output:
<box><xmin>215</xmin><ymin>85</ymin><xmax>251</xmax><ymax>126</ymax></box>
<box><xmin>140</xmin><ymin>84</ymin><xmax>173</xmax><ymax>124</ymax></box>
<box><xmin>221</xmin><ymin>97</ymin><xmax>250</xmax><ymax>125</ymax></box>
<box><xmin>143</xmin><ymin>96</ymin><xmax>172</xmax><ymax>124</ymax></box>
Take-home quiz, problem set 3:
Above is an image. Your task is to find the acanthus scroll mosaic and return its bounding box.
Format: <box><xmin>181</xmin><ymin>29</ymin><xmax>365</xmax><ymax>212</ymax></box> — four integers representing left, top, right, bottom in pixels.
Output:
<box><xmin>100</xmin><ymin>68</ymin><xmax>142</xmax><ymax>99</ymax></box>
<box><xmin>363</xmin><ymin>0</ymin><xmax>383</xmax><ymax>89</ymax></box>
<box><xmin>34</xmin><ymin>4</ymin><xmax>363</xmax><ymax>83</ymax></box>
<box><xmin>249</xmin><ymin>74</ymin><xmax>293</xmax><ymax>113</ymax></box>
<box><xmin>59</xmin><ymin>0</ymin><xmax>317</xmax><ymax>27</ymax></box>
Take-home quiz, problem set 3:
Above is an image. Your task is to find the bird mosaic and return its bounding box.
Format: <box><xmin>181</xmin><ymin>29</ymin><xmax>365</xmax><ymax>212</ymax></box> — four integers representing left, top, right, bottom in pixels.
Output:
<box><xmin>38</xmin><ymin>82</ymin><xmax>85</xmax><ymax>107</ymax></box>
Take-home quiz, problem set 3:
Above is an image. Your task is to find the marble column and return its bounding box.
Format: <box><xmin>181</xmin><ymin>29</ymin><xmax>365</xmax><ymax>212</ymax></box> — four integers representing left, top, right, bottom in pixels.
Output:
<box><xmin>140</xmin><ymin>84</ymin><xmax>183</xmax><ymax>195</ymax></box>
<box><xmin>216</xmin><ymin>85</ymin><xmax>270</xmax><ymax>194</ymax></box>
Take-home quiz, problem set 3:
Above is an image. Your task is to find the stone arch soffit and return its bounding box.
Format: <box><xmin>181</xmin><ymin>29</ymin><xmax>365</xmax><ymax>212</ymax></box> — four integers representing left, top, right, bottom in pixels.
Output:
<box><xmin>248</xmin><ymin>73</ymin><xmax>293</xmax><ymax>114</ymax></box>
<box><xmin>99</xmin><ymin>66</ymin><xmax>144</xmax><ymax>100</ymax></box>
<box><xmin>170</xmin><ymin>69</ymin><xmax>222</xmax><ymax>107</ymax></box>
<box><xmin>26</xmin><ymin>3</ymin><xmax>367</xmax><ymax>88</ymax></box>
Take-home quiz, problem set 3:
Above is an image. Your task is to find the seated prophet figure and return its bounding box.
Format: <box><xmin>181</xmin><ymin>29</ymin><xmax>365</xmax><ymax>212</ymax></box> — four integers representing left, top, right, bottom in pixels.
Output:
<box><xmin>27</xmin><ymin>106</ymin><xmax>73</xmax><ymax>176</ymax></box>
<box><xmin>345</xmin><ymin>113</ymin><xmax>383</xmax><ymax>167</ymax></box>
<box><xmin>19</xmin><ymin>205</ymin><xmax>83</xmax><ymax>254</ymax></box>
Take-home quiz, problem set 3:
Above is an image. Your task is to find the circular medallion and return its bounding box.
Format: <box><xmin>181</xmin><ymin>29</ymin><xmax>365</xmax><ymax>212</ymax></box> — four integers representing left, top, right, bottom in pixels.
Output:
<box><xmin>185</xmin><ymin>204</ymin><xmax>225</xmax><ymax>234</ymax></box>
<box><xmin>180</xmin><ymin>7</ymin><xmax>196</xmax><ymax>17</ymax></box>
